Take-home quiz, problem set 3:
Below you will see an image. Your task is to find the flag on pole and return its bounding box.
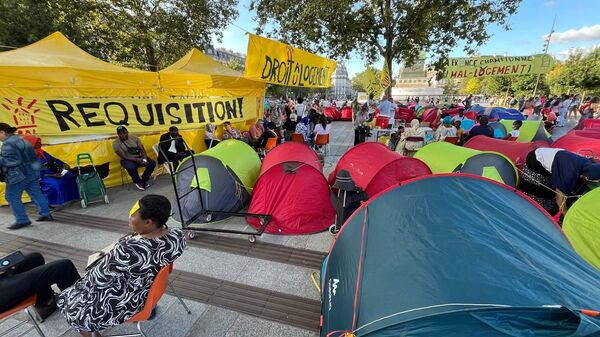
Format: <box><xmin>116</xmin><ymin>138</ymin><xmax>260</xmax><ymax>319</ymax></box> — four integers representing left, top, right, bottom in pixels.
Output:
<box><xmin>380</xmin><ymin>59</ymin><xmax>391</xmax><ymax>90</ymax></box>
<box><xmin>365</xmin><ymin>67</ymin><xmax>379</xmax><ymax>95</ymax></box>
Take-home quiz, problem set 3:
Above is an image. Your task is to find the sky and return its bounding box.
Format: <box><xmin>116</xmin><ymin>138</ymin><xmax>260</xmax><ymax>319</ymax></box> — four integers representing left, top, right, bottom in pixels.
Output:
<box><xmin>211</xmin><ymin>0</ymin><xmax>600</xmax><ymax>78</ymax></box>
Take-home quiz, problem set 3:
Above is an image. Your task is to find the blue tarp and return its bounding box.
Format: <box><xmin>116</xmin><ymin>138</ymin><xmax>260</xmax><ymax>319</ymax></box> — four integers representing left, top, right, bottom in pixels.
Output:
<box><xmin>321</xmin><ymin>175</ymin><xmax>600</xmax><ymax>336</ymax></box>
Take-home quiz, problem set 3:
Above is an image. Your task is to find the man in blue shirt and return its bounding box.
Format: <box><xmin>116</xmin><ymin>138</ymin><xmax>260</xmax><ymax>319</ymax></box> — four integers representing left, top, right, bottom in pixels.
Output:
<box><xmin>467</xmin><ymin>116</ymin><xmax>494</xmax><ymax>140</ymax></box>
<box><xmin>378</xmin><ymin>95</ymin><xmax>395</xmax><ymax>128</ymax></box>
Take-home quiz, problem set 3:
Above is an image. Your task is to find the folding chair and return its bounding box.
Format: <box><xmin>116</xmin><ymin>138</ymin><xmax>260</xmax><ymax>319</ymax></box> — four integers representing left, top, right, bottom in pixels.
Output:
<box><xmin>151</xmin><ymin>144</ymin><xmax>171</xmax><ymax>181</ymax></box>
<box><xmin>443</xmin><ymin>136</ymin><xmax>459</xmax><ymax>145</ymax></box>
<box><xmin>314</xmin><ymin>134</ymin><xmax>330</xmax><ymax>155</ymax></box>
<box><xmin>104</xmin><ymin>263</ymin><xmax>190</xmax><ymax>337</ymax></box>
<box><xmin>291</xmin><ymin>133</ymin><xmax>306</xmax><ymax>143</ymax></box>
<box><xmin>0</xmin><ymin>295</ymin><xmax>46</xmax><ymax>337</ymax></box>
<box><xmin>120</xmin><ymin>165</ymin><xmax>131</xmax><ymax>190</ymax></box>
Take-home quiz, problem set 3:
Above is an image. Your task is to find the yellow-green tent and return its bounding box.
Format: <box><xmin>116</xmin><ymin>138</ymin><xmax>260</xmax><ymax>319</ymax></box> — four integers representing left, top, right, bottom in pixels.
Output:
<box><xmin>415</xmin><ymin>142</ymin><xmax>519</xmax><ymax>187</ymax></box>
<box><xmin>500</xmin><ymin>120</ymin><xmax>552</xmax><ymax>143</ymax></box>
<box><xmin>563</xmin><ymin>187</ymin><xmax>600</xmax><ymax>270</ymax></box>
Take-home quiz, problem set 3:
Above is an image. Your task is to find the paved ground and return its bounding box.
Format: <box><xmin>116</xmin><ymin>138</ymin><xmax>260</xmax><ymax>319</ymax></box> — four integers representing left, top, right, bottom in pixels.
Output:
<box><xmin>0</xmin><ymin>121</ymin><xmax>357</xmax><ymax>337</ymax></box>
<box><xmin>0</xmin><ymin>116</ymin><xmax>577</xmax><ymax>337</ymax></box>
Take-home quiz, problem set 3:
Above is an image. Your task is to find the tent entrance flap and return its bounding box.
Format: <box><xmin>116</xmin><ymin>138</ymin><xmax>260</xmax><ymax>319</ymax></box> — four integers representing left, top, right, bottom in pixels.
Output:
<box><xmin>158</xmin><ymin>137</ymin><xmax>271</xmax><ymax>242</ymax></box>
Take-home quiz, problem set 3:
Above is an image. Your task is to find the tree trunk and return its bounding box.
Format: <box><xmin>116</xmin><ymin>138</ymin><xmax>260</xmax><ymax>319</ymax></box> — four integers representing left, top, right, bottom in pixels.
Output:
<box><xmin>385</xmin><ymin>54</ymin><xmax>393</xmax><ymax>97</ymax></box>
<box><xmin>144</xmin><ymin>40</ymin><xmax>158</xmax><ymax>71</ymax></box>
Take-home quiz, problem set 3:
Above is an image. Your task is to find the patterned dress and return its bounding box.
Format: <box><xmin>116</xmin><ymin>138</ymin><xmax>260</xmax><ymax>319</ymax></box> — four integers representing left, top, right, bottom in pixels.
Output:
<box><xmin>57</xmin><ymin>228</ymin><xmax>186</xmax><ymax>332</ymax></box>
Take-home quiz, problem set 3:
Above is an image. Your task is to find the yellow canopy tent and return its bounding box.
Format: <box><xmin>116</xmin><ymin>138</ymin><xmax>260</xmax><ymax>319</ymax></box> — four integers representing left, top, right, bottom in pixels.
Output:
<box><xmin>0</xmin><ymin>32</ymin><xmax>159</xmax><ymax>98</ymax></box>
<box><xmin>159</xmin><ymin>48</ymin><xmax>265</xmax><ymax>97</ymax></box>
<box><xmin>0</xmin><ymin>34</ymin><xmax>264</xmax><ymax>204</ymax></box>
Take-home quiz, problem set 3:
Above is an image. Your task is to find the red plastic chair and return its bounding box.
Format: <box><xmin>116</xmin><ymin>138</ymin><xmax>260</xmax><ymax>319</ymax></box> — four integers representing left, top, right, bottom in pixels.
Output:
<box><xmin>104</xmin><ymin>263</ymin><xmax>190</xmax><ymax>337</ymax></box>
<box><xmin>314</xmin><ymin>134</ymin><xmax>330</xmax><ymax>154</ymax></box>
<box><xmin>444</xmin><ymin>136</ymin><xmax>459</xmax><ymax>145</ymax></box>
<box><xmin>291</xmin><ymin>133</ymin><xmax>306</xmax><ymax>143</ymax></box>
<box><xmin>0</xmin><ymin>295</ymin><xmax>46</xmax><ymax>337</ymax></box>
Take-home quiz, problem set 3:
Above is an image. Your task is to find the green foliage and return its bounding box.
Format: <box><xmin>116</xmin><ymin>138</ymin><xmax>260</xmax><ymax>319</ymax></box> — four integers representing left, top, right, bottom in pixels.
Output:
<box><xmin>546</xmin><ymin>49</ymin><xmax>600</xmax><ymax>96</ymax></box>
<box><xmin>352</xmin><ymin>66</ymin><xmax>383</xmax><ymax>97</ymax></box>
<box><xmin>225</xmin><ymin>58</ymin><xmax>243</xmax><ymax>72</ymax></box>
<box><xmin>441</xmin><ymin>79</ymin><xmax>460</xmax><ymax>95</ymax></box>
<box><xmin>250</xmin><ymin>0</ymin><xmax>520</xmax><ymax>95</ymax></box>
<box><xmin>0</xmin><ymin>0</ymin><xmax>239</xmax><ymax>71</ymax></box>
<box><xmin>460</xmin><ymin>78</ymin><xmax>480</xmax><ymax>95</ymax></box>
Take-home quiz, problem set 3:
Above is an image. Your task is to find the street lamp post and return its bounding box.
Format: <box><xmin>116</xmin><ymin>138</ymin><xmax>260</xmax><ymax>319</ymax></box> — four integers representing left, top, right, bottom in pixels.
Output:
<box><xmin>532</xmin><ymin>16</ymin><xmax>556</xmax><ymax>98</ymax></box>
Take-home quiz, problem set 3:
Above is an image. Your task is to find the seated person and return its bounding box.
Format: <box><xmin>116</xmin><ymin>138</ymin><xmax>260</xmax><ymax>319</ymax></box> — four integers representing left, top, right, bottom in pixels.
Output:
<box><xmin>248</xmin><ymin>119</ymin><xmax>265</xmax><ymax>146</ymax></box>
<box><xmin>467</xmin><ymin>115</ymin><xmax>494</xmax><ymax>139</ymax></box>
<box><xmin>255</xmin><ymin>122</ymin><xmax>279</xmax><ymax>148</ymax></box>
<box><xmin>23</xmin><ymin>135</ymin><xmax>80</xmax><ymax>206</ymax></box>
<box><xmin>505</xmin><ymin>120</ymin><xmax>522</xmax><ymax>140</ymax></box>
<box><xmin>158</xmin><ymin>126</ymin><xmax>192</xmax><ymax>169</ymax></box>
<box><xmin>435</xmin><ymin>116</ymin><xmax>457</xmax><ymax>141</ymax></box>
<box><xmin>58</xmin><ymin>195</ymin><xmax>186</xmax><ymax>337</ymax></box>
<box><xmin>112</xmin><ymin>126</ymin><xmax>156</xmax><ymax>191</ymax></box>
<box><xmin>0</xmin><ymin>252</ymin><xmax>79</xmax><ymax>319</ymax></box>
<box><xmin>222</xmin><ymin>121</ymin><xmax>243</xmax><ymax>141</ymax></box>
<box><xmin>282</xmin><ymin>113</ymin><xmax>298</xmax><ymax>141</ymax></box>
<box><xmin>395</xmin><ymin>119</ymin><xmax>425</xmax><ymax>155</ymax></box>
<box><xmin>454</xmin><ymin>120</ymin><xmax>465</xmax><ymax>145</ymax></box>
<box><xmin>313</xmin><ymin>115</ymin><xmax>331</xmax><ymax>143</ymax></box>
<box><xmin>295</xmin><ymin>116</ymin><xmax>311</xmax><ymax>142</ymax></box>
<box><xmin>204</xmin><ymin>123</ymin><xmax>220</xmax><ymax>149</ymax></box>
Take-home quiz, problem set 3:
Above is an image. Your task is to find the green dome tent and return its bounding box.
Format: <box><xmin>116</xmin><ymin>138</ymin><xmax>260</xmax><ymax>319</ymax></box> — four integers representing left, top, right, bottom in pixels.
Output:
<box><xmin>173</xmin><ymin>140</ymin><xmax>261</xmax><ymax>224</ymax></box>
<box><xmin>500</xmin><ymin>120</ymin><xmax>552</xmax><ymax>143</ymax></box>
<box><xmin>563</xmin><ymin>187</ymin><xmax>600</xmax><ymax>270</ymax></box>
<box><xmin>415</xmin><ymin>142</ymin><xmax>519</xmax><ymax>187</ymax></box>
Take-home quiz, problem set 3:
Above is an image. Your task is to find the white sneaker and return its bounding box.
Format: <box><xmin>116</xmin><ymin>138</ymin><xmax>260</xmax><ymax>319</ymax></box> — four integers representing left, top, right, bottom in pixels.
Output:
<box><xmin>135</xmin><ymin>183</ymin><xmax>146</xmax><ymax>191</ymax></box>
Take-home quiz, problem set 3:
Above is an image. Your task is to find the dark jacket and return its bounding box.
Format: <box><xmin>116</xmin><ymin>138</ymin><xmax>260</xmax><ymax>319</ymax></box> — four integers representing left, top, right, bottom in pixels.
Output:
<box><xmin>0</xmin><ymin>135</ymin><xmax>41</xmax><ymax>185</ymax></box>
<box><xmin>158</xmin><ymin>133</ymin><xmax>186</xmax><ymax>164</ymax></box>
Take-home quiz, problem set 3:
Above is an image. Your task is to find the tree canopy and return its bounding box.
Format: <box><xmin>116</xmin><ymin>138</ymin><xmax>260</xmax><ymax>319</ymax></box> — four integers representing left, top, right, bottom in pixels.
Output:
<box><xmin>0</xmin><ymin>0</ymin><xmax>238</xmax><ymax>71</ymax></box>
<box><xmin>250</xmin><ymin>0</ymin><xmax>520</xmax><ymax>95</ymax></box>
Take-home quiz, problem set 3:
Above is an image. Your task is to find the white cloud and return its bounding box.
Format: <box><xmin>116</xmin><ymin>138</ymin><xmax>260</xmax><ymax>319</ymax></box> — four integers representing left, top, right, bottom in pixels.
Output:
<box><xmin>544</xmin><ymin>0</ymin><xmax>555</xmax><ymax>7</ymax></box>
<box><xmin>552</xmin><ymin>43</ymin><xmax>600</xmax><ymax>60</ymax></box>
<box><xmin>544</xmin><ymin>24</ymin><xmax>600</xmax><ymax>44</ymax></box>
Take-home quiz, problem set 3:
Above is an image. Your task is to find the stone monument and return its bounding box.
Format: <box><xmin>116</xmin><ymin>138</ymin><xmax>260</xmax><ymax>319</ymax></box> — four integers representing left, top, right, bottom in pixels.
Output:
<box><xmin>392</xmin><ymin>53</ymin><xmax>443</xmax><ymax>100</ymax></box>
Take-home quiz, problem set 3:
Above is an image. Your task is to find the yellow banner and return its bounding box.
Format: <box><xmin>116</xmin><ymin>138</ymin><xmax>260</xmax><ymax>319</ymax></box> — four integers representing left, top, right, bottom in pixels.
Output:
<box><xmin>446</xmin><ymin>54</ymin><xmax>554</xmax><ymax>79</ymax></box>
<box><xmin>0</xmin><ymin>96</ymin><xmax>261</xmax><ymax>136</ymax></box>
<box><xmin>244</xmin><ymin>34</ymin><xmax>337</xmax><ymax>88</ymax></box>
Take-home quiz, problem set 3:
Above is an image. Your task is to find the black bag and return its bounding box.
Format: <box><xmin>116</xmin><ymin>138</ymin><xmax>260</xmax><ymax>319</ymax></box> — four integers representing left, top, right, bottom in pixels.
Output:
<box><xmin>0</xmin><ymin>167</ymin><xmax>5</xmax><ymax>183</ymax></box>
<box><xmin>120</xmin><ymin>140</ymin><xmax>141</xmax><ymax>156</ymax></box>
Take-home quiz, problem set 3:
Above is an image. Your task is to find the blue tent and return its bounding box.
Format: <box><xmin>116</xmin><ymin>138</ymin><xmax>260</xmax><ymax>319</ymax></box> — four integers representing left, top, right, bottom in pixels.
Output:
<box><xmin>321</xmin><ymin>175</ymin><xmax>600</xmax><ymax>337</ymax></box>
<box><xmin>467</xmin><ymin>104</ymin><xmax>485</xmax><ymax>115</ymax></box>
<box><xmin>489</xmin><ymin>121</ymin><xmax>508</xmax><ymax>138</ymax></box>
<box><xmin>500</xmin><ymin>108</ymin><xmax>525</xmax><ymax>120</ymax></box>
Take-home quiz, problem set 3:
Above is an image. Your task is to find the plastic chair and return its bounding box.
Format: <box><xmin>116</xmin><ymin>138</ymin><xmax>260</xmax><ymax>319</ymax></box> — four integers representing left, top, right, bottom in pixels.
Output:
<box><xmin>291</xmin><ymin>133</ymin><xmax>306</xmax><ymax>143</ymax></box>
<box><xmin>104</xmin><ymin>263</ymin><xmax>190</xmax><ymax>337</ymax></box>
<box><xmin>444</xmin><ymin>136</ymin><xmax>459</xmax><ymax>145</ymax></box>
<box><xmin>314</xmin><ymin>134</ymin><xmax>330</xmax><ymax>155</ymax></box>
<box><xmin>0</xmin><ymin>295</ymin><xmax>46</xmax><ymax>337</ymax></box>
<box><xmin>403</xmin><ymin>136</ymin><xmax>425</xmax><ymax>157</ymax></box>
<box><xmin>258</xmin><ymin>137</ymin><xmax>278</xmax><ymax>158</ymax></box>
<box><xmin>152</xmin><ymin>144</ymin><xmax>171</xmax><ymax>181</ymax></box>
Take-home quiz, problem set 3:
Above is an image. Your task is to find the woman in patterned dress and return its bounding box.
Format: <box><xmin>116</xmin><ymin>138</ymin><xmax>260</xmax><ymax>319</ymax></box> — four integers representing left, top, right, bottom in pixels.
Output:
<box><xmin>57</xmin><ymin>195</ymin><xmax>186</xmax><ymax>337</ymax></box>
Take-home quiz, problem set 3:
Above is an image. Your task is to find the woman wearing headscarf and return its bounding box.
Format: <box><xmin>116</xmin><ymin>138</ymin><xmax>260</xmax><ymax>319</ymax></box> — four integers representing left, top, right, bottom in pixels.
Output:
<box><xmin>435</xmin><ymin>116</ymin><xmax>457</xmax><ymax>141</ymax></box>
<box><xmin>23</xmin><ymin>135</ymin><xmax>80</xmax><ymax>206</ymax></box>
<box><xmin>395</xmin><ymin>119</ymin><xmax>425</xmax><ymax>155</ymax></box>
<box><xmin>295</xmin><ymin>116</ymin><xmax>311</xmax><ymax>142</ymax></box>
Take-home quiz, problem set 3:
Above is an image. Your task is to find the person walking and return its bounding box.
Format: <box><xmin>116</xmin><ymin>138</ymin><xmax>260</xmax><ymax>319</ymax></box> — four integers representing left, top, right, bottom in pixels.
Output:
<box><xmin>0</xmin><ymin>123</ymin><xmax>53</xmax><ymax>229</ymax></box>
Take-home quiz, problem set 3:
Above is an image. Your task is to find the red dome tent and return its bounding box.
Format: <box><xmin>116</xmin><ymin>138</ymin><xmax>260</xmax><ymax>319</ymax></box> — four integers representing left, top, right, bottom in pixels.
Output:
<box><xmin>583</xmin><ymin>119</ymin><xmax>600</xmax><ymax>129</ymax></box>
<box><xmin>552</xmin><ymin>134</ymin><xmax>600</xmax><ymax>161</ymax></box>
<box><xmin>340</xmin><ymin>106</ymin><xmax>352</xmax><ymax>120</ymax></box>
<box><xmin>464</xmin><ymin>136</ymin><xmax>548</xmax><ymax>170</ymax></box>
<box><xmin>328</xmin><ymin>142</ymin><xmax>431</xmax><ymax>197</ymax></box>
<box><xmin>422</xmin><ymin>107</ymin><xmax>440</xmax><ymax>128</ymax></box>
<box><xmin>570</xmin><ymin>129</ymin><xmax>600</xmax><ymax>139</ymax></box>
<box><xmin>323</xmin><ymin>106</ymin><xmax>341</xmax><ymax>120</ymax></box>
<box><xmin>395</xmin><ymin>107</ymin><xmax>415</xmax><ymax>121</ymax></box>
<box><xmin>248</xmin><ymin>142</ymin><xmax>334</xmax><ymax>234</ymax></box>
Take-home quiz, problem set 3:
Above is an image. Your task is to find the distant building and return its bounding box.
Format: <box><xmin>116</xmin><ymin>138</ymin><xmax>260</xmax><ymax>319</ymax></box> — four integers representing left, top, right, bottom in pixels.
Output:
<box><xmin>331</xmin><ymin>64</ymin><xmax>353</xmax><ymax>98</ymax></box>
<box><xmin>392</xmin><ymin>52</ymin><xmax>443</xmax><ymax>100</ymax></box>
<box><xmin>204</xmin><ymin>47</ymin><xmax>246</xmax><ymax>69</ymax></box>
